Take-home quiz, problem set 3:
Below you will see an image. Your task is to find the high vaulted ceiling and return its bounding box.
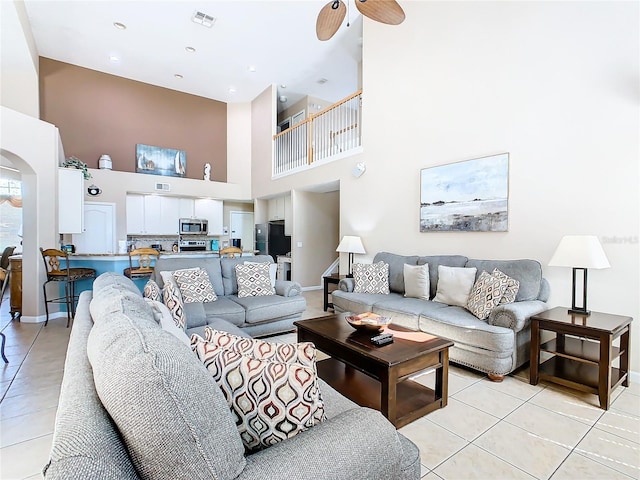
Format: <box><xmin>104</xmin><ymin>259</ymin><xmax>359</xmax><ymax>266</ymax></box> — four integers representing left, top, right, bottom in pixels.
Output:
<box><xmin>23</xmin><ymin>1</ymin><xmax>363</xmax><ymax>110</ymax></box>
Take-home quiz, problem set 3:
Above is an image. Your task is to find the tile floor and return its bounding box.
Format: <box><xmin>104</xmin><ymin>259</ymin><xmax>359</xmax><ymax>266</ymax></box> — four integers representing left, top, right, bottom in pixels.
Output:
<box><xmin>1</xmin><ymin>289</ymin><xmax>638</xmax><ymax>479</ymax></box>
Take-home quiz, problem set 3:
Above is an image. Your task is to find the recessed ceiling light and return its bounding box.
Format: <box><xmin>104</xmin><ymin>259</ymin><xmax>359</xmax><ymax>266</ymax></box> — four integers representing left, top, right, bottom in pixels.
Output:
<box><xmin>109</xmin><ymin>55</ymin><xmax>119</xmax><ymax>63</ymax></box>
<box><xmin>174</xmin><ymin>74</ymin><xmax>183</xmax><ymax>79</ymax></box>
<box><xmin>228</xmin><ymin>87</ymin><xmax>236</xmax><ymax>94</ymax></box>
<box><xmin>248</xmin><ymin>66</ymin><xmax>256</xmax><ymax>72</ymax></box>
<box><xmin>280</xmin><ymin>84</ymin><xmax>287</xmax><ymax>89</ymax></box>
<box><xmin>317</xmin><ymin>78</ymin><xmax>328</xmax><ymax>84</ymax></box>
<box><xmin>113</xmin><ymin>22</ymin><xmax>126</xmax><ymax>30</ymax></box>
<box><xmin>185</xmin><ymin>46</ymin><xmax>196</xmax><ymax>53</ymax></box>
<box><xmin>279</xmin><ymin>95</ymin><xmax>288</xmax><ymax>103</ymax></box>
<box><xmin>192</xmin><ymin>11</ymin><xmax>216</xmax><ymax>28</ymax></box>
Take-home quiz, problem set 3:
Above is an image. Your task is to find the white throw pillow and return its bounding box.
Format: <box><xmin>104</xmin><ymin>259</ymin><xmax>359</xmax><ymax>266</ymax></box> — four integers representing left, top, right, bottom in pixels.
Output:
<box><xmin>245</xmin><ymin>261</ymin><xmax>277</xmax><ymax>288</ymax></box>
<box><xmin>403</xmin><ymin>263</ymin><xmax>430</xmax><ymax>300</ymax></box>
<box><xmin>433</xmin><ymin>265</ymin><xmax>478</xmax><ymax>307</ymax></box>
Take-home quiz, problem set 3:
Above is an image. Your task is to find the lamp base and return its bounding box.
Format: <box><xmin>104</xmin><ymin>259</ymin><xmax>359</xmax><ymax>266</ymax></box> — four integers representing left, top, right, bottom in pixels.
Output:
<box><xmin>568</xmin><ymin>308</ymin><xmax>590</xmax><ymax>316</ymax></box>
<box><xmin>346</xmin><ymin>274</ymin><xmax>353</xmax><ymax>278</ymax></box>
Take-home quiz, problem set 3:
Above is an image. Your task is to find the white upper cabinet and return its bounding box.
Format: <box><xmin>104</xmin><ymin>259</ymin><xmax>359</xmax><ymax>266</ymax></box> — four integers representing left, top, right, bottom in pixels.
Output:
<box><xmin>194</xmin><ymin>198</ymin><xmax>223</xmax><ymax>235</ymax></box>
<box><xmin>179</xmin><ymin>198</ymin><xmax>194</xmax><ymax>218</ymax></box>
<box><xmin>284</xmin><ymin>194</ymin><xmax>292</xmax><ymax>236</ymax></box>
<box><xmin>58</xmin><ymin>168</ymin><xmax>84</xmax><ymax>234</ymax></box>
<box><xmin>126</xmin><ymin>194</ymin><xmax>145</xmax><ymax>234</ymax></box>
<box><xmin>268</xmin><ymin>196</ymin><xmax>285</xmax><ymax>221</ymax></box>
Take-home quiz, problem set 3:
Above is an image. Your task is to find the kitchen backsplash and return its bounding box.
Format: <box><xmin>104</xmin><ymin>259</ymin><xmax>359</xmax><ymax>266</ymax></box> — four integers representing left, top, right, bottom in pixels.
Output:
<box><xmin>126</xmin><ymin>235</ymin><xmax>229</xmax><ymax>252</ymax></box>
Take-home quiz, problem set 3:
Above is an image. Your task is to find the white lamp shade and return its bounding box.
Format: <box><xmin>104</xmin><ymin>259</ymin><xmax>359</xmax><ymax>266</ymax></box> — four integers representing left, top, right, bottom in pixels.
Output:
<box><xmin>548</xmin><ymin>235</ymin><xmax>610</xmax><ymax>269</ymax></box>
<box><xmin>336</xmin><ymin>235</ymin><xmax>366</xmax><ymax>254</ymax></box>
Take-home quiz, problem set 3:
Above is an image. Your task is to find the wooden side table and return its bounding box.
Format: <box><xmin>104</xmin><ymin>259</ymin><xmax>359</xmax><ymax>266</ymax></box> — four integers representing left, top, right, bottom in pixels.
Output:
<box><xmin>530</xmin><ymin>307</ymin><xmax>632</xmax><ymax>410</ymax></box>
<box><xmin>9</xmin><ymin>255</ymin><xmax>22</xmax><ymax>319</ymax></box>
<box><xmin>322</xmin><ymin>274</ymin><xmax>345</xmax><ymax>311</ymax></box>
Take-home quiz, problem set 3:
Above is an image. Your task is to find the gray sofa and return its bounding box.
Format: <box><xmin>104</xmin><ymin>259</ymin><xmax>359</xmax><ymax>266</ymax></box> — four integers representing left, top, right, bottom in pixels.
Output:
<box><xmin>332</xmin><ymin>252</ymin><xmax>550</xmax><ymax>378</ymax></box>
<box><xmin>152</xmin><ymin>254</ymin><xmax>306</xmax><ymax>337</ymax></box>
<box><xmin>43</xmin><ymin>272</ymin><xmax>420</xmax><ymax>479</ymax></box>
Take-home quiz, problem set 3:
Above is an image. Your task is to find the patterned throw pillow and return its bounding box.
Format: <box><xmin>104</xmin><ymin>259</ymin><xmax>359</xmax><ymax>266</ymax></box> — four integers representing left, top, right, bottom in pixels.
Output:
<box><xmin>492</xmin><ymin>268</ymin><xmax>520</xmax><ymax>304</ymax></box>
<box><xmin>172</xmin><ymin>268</ymin><xmax>217</xmax><ymax>303</ymax></box>
<box><xmin>143</xmin><ymin>279</ymin><xmax>161</xmax><ymax>302</ymax></box>
<box><xmin>203</xmin><ymin>327</ymin><xmax>316</xmax><ymax>368</ymax></box>
<box><xmin>235</xmin><ymin>263</ymin><xmax>275</xmax><ymax>298</ymax></box>
<box><xmin>191</xmin><ymin>335</ymin><xmax>326</xmax><ymax>452</ymax></box>
<box><xmin>160</xmin><ymin>271</ymin><xmax>187</xmax><ymax>330</ymax></box>
<box><xmin>466</xmin><ymin>271</ymin><xmax>509</xmax><ymax>320</ymax></box>
<box><xmin>353</xmin><ymin>261</ymin><xmax>390</xmax><ymax>294</ymax></box>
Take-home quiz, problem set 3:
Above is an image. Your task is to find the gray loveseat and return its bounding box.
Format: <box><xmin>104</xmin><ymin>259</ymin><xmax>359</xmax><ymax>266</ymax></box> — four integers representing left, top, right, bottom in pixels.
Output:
<box><xmin>332</xmin><ymin>252</ymin><xmax>550</xmax><ymax>378</ymax></box>
<box><xmin>152</xmin><ymin>254</ymin><xmax>306</xmax><ymax>337</ymax></box>
<box><xmin>43</xmin><ymin>272</ymin><xmax>420</xmax><ymax>479</ymax></box>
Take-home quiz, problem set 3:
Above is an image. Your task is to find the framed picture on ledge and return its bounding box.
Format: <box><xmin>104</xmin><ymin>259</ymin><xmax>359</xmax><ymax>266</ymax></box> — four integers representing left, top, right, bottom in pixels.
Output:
<box><xmin>135</xmin><ymin>144</ymin><xmax>186</xmax><ymax>178</ymax></box>
<box><xmin>420</xmin><ymin>153</ymin><xmax>509</xmax><ymax>232</ymax></box>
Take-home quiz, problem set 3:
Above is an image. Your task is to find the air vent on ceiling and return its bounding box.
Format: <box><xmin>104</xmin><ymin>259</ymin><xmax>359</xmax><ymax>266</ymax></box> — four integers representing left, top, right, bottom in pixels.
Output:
<box><xmin>155</xmin><ymin>182</ymin><xmax>171</xmax><ymax>192</ymax></box>
<box><xmin>192</xmin><ymin>11</ymin><xmax>216</xmax><ymax>28</ymax></box>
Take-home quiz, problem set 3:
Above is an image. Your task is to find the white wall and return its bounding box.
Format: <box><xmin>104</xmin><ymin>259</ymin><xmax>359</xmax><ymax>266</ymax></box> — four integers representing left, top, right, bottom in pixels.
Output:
<box><xmin>353</xmin><ymin>1</ymin><xmax>639</xmax><ymax>370</ymax></box>
<box><xmin>226</xmin><ymin>102</ymin><xmax>252</xmax><ymax>197</ymax></box>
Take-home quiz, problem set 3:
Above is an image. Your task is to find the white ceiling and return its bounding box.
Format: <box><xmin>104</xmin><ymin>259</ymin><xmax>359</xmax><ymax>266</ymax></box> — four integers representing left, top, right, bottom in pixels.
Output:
<box><xmin>22</xmin><ymin>0</ymin><xmax>363</xmax><ymax>111</ymax></box>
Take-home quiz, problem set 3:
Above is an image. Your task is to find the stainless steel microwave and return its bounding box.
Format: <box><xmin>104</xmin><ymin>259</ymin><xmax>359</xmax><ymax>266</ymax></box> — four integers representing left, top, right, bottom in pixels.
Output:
<box><xmin>179</xmin><ymin>218</ymin><xmax>208</xmax><ymax>235</ymax></box>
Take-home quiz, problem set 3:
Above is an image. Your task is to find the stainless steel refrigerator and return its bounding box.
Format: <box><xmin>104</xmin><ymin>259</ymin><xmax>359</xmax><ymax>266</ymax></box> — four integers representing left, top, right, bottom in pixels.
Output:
<box><xmin>255</xmin><ymin>221</ymin><xmax>290</xmax><ymax>258</ymax></box>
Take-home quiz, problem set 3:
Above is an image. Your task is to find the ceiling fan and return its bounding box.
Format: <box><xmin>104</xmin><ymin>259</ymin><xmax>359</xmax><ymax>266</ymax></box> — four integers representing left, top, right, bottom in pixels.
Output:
<box><xmin>316</xmin><ymin>0</ymin><xmax>405</xmax><ymax>41</ymax></box>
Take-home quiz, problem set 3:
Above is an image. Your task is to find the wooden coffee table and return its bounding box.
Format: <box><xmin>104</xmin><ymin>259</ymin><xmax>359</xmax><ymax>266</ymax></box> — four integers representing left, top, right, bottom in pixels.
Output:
<box><xmin>295</xmin><ymin>314</ymin><xmax>453</xmax><ymax>428</ymax></box>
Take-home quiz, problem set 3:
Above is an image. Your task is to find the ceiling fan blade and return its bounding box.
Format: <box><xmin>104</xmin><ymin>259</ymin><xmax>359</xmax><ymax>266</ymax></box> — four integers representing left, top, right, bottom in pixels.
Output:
<box><xmin>316</xmin><ymin>0</ymin><xmax>347</xmax><ymax>41</ymax></box>
<box><xmin>355</xmin><ymin>0</ymin><xmax>405</xmax><ymax>26</ymax></box>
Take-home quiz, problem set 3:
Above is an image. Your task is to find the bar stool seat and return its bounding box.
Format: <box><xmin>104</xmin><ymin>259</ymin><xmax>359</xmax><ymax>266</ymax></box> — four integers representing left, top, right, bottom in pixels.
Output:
<box><xmin>41</xmin><ymin>248</ymin><xmax>96</xmax><ymax>327</ymax></box>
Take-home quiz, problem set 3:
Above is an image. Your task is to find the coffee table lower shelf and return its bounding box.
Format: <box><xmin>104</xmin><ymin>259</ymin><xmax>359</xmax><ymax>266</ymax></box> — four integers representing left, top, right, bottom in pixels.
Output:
<box><xmin>317</xmin><ymin>357</ymin><xmax>442</xmax><ymax>428</ymax></box>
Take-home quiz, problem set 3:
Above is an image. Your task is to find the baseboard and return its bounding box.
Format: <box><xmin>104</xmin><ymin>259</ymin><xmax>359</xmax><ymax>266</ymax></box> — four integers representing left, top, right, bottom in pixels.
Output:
<box><xmin>301</xmin><ymin>285</ymin><xmax>321</xmax><ymax>291</ymax></box>
<box><xmin>629</xmin><ymin>370</ymin><xmax>640</xmax><ymax>384</ymax></box>
<box><xmin>19</xmin><ymin>312</ymin><xmax>66</xmax><ymax>324</ymax></box>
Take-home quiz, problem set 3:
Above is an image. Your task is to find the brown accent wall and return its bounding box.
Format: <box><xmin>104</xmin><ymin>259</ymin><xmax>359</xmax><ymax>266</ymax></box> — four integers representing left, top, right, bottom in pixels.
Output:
<box><xmin>39</xmin><ymin>58</ymin><xmax>227</xmax><ymax>182</ymax></box>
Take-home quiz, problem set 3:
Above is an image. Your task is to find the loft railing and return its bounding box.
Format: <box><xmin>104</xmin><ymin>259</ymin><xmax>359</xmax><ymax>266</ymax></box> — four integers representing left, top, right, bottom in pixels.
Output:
<box><xmin>273</xmin><ymin>90</ymin><xmax>362</xmax><ymax>177</ymax></box>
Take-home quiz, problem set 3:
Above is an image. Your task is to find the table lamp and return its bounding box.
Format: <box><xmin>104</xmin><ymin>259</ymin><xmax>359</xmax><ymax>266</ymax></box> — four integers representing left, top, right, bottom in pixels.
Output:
<box><xmin>336</xmin><ymin>235</ymin><xmax>365</xmax><ymax>277</ymax></box>
<box><xmin>548</xmin><ymin>235</ymin><xmax>610</xmax><ymax>315</ymax></box>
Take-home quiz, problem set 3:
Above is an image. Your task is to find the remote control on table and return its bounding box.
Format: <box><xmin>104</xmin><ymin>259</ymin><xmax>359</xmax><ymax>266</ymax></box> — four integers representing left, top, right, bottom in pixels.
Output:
<box><xmin>370</xmin><ymin>333</ymin><xmax>394</xmax><ymax>346</ymax></box>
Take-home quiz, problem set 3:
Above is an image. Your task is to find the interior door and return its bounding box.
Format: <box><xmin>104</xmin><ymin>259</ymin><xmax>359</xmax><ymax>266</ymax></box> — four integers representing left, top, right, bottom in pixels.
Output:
<box><xmin>230</xmin><ymin>212</ymin><xmax>254</xmax><ymax>253</ymax></box>
<box><xmin>72</xmin><ymin>202</ymin><xmax>116</xmax><ymax>254</ymax></box>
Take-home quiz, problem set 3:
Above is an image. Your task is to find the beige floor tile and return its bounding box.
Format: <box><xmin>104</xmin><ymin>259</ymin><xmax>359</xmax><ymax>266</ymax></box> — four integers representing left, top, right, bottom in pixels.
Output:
<box><xmin>0</xmin><ymin>364</ymin><xmax>21</xmax><ymax>383</ymax></box>
<box><xmin>449</xmin><ymin>364</ymin><xmax>485</xmax><ymax>380</ymax></box>
<box><xmin>610</xmin><ymin>390</ymin><xmax>640</xmax><ymax>417</ymax></box>
<box><xmin>0</xmin><ymin>406</ymin><xmax>57</xmax><ymax>448</ymax></box>
<box><xmin>474</xmin><ymin>421</ymin><xmax>571</xmax><ymax>479</ymax></box>
<box><xmin>529</xmin><ymin>387</ymin><xmax>605</xmax><ymax>426</ymax></box>
<box><xmin>422</xmin><ymin>472</ymin><xmax>443</xmax><ymax>479</ymax></box>
<box><xmin>551</xmin><ymin>451</ymin><xmax>633</xmax><ymax>479</ymax></box>
<box><xmin>0</xmin><ymin>385</ymin><xmax>61</xmax><ymax>421</ymax></box>
<box><xmin>574</xmin><ymin>427</ymin><xmax>640</xmax><ymax>478</ymax></box>
<box><xmin>399</xmin><ymin>417</ymin><xmax>467</xmax><ymax>469</ymax></box>
<box><xmin>504</xmin><ymin>402</ymin><xmax>592</xmax><ymax>449</ymax></box>
<box><xmin>420</xmin><ymin>464</ymin><xmax>430</xmax><ymax>477</ymax></box>
<box><xmin>624</xmin><ymin>381</ymin><xmax>640</xmax><ymax>396</ymax></box>
<box><xmin>426</xmin><ymin>398</ymin><xmax>500</xmax><ymax>441</ymax></box>
<box><xmin>413</xmin><ymin>368</ymin><xmax>480</xmax><ymax>396</ymax></box>
<box><xmin>0</xmin><ymin>433</ymin><xmax>52</xmax><ymax>479</ymax></box>
<box><xmin>434</xmin><ymin>444</ymin><xmax>535</xmax><ymax>480</ymax></box>
<box><xmin>22</xmin><ymin>474</ymin><xmax>44</xmax><ymax>480</ymax></box>
<box><xmin>4</xmin><ymin>371</ymin><xmax>65</xmax><ymax>399</ymax></box>
<box><xmin>482</xmin><ymin>374</ymin><xmax>546</xmax><ymax>401</ymax></box>
<box><xmin>452</xmin><ymin>381</ymin><xmax>524</xmax><ymax>418</ymax></box>
<box><xmin>594</xmin><ymin>408</ymin><xmax>640</xmax><ymax>444</ymax></box>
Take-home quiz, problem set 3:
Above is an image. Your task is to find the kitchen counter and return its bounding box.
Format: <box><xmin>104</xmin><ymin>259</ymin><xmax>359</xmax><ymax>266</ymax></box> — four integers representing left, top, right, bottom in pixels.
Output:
<box><xmin>71</xmin><ymin>251</ymin><xmax>258</xmax><ymax>258</ymax></box>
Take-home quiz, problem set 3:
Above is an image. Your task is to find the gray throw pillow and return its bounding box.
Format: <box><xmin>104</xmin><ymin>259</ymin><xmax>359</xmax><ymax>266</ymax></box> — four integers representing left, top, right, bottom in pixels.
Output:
<box><xmin>87</xmin><ymin>311</ymin><xmax>246</xmax><ymax>480</ymax></box>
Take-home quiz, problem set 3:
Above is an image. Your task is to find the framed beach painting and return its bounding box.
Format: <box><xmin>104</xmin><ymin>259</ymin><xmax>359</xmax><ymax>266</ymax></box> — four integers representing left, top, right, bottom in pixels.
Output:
<box><xmin>135</xmin><ymin>144</ymin><xmax>186</xmax><ymax>177</ymax></box>
<box><xmin>420</xmin><ymin>153</ymin><xmax>509</xmax><ymax>232</ymax></box>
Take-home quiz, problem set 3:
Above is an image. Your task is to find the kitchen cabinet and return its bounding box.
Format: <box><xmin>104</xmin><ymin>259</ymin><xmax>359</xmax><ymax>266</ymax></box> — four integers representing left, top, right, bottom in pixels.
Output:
<box><xmin>127</xmin><ymin>194</ymin><xmax>222</xmax><ymax>235</ymax></box>
<box><xmin>72</xmin><ymin>202</ymin><xmax>116</xmax><ymax>253</ymax></box>
<box><xmin>126</xmin><ymin>194</ymin><xmax>145</xmax><ymax>234</ymax></box>
<box><xmin>179</xmin><ymin>198</ymin><xmax>194</xmax><ymax>218</ymax></box>
<box><xmin>284</xmin><ymin>195</ymin><xmax>292</xmax><ymax>236</ymax></box>
<box><xmin>194</xmin><ymin>198</ymin><xmax>223</xmax><ymax>235</ymax></box>
<box><xmin>268</xmin><ymin>196</ymin><xmax>285</xmax><ymax>221</ymax></box>
<box><xmin>58</xmin><ymin>168</ymin><xmax>84</xmax><ymax>234</ymax></box>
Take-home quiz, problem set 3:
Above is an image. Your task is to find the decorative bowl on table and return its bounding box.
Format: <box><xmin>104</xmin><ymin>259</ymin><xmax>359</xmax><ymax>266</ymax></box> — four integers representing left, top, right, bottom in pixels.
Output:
<box><xmin>345</xmin><ymin>313</ymin><xmax>391</xmax><ymax>333</ymax></box>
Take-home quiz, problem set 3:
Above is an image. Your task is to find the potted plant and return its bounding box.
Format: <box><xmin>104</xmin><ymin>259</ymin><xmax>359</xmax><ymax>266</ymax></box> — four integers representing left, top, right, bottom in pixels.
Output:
<box><xmin>62</xmin><ymin>156</ymin><xmax>92</xmax><ymax>180</ymax></box>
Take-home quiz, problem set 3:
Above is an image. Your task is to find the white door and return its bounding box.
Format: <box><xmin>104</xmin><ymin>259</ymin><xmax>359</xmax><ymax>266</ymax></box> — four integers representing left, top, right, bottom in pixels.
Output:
<box><xmin>230</xmin><ymin>212</ymin><xmax>254</xmax><ymax>252</ymax></box>
<box><xmin>72</xmin><ymin>202</ymin><xmax>116</xmax><ymax>254</ymax></box>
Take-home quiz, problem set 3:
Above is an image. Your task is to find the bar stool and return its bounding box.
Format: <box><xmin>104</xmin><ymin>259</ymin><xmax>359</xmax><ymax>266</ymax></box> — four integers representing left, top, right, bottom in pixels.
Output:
<box><xmin>40</xmin><ymin>248</ymin><xmax>96</xmax><ymax>327</ymax></box>
<box><xmin>124</xmin><ymin>248</ymin><xmax>159</xmax><ymax>279</ymax></box>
